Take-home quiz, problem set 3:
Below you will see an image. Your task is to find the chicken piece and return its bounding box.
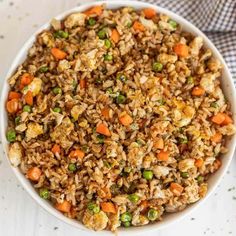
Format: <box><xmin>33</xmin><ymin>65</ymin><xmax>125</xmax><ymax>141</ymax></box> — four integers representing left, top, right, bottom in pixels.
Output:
<box><xmin>64</xmin><ymin>13</ymin><xmax>86</xmax><ymax>28</ymax></box>
<box><xmin>25</xmin><ymin>123</ymin><xmax>44</xmax><ymax>141</ymax></box>
<box><xmin>8</xmin><ymin>142</ymin><xmax>22</xmax><ymax>167</ymax></box>
<box><xmin>178</xmin><ymin>158</ymin><xmax>195</xmax><ymax>172</ymax></box>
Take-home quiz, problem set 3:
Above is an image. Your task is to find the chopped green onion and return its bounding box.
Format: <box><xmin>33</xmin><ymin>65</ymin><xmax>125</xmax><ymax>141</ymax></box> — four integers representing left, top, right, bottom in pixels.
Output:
<box><xmin>38</xmin><ymin>66</ymin><xmax>48</xmax><ymax>73</ymax></box>
<box><xmin>152</xmin><ymin>62</ymin><xmax>163</xmax><ymax>72</ymax></box>
<box><xmin>97</xmin><ymin>29</ymin><xmax>106</xmax><ymax>39</ymax></box>
<box><xmin>181</xmin><ymin>172</ymin><xmax>189</xmax><ymax>178</ymax></box>
<box><xmin>124</xmin><ymin>166</ymin><xmax>132</xmax><ymax>173</ymax></box>
<box><xmin>126</xmin><ymin>22</ymin><xmax>132</xmax><ymax>28</ymax></box>
<box><xmin>97</xmin><ymin>134</ymin><xmax>105</xmax><ymax>144</ymax></box>
<box><xmin>210</xmin><ymin>102</ymin><xmax>219</xmax><ymax>108</ymax></box>
<box><xmin>104</xmin><ymin>39</ymin><xmax>111</xmax><ymax>49</ymax></box>
<box><xmin>53</xmin><ymin>107</ymin><xmax>61</xmax><ymax>113</ymax></box>
<box><xmin>39</xmin><ymin>188</ymin><xmax>50</xmax><ymax>199</ymax></box>
<box><xmin>147</xmin><ymin>208</ymin><xmax>159</xmax><ymax>221</ymax></box>
<box><xmin>87</xmin><ymin>18</ymin><xmax>96</xmax><ymax>26</ymax></box>
<box><xmin>23</xmin><ymin>105</ymin><xmax>31</xmax><ymax>113</ymax></box>
<box><xmin>95</xmin><ymin>78</ymin><xmax>103</xmax><ymax>84</ymax></box>
<box><xmin>187</xmin><ymin>76</ymin><xmax>194</xmax><ymax>84</ymax></box>
<box><xmin>53</xmin><ymin>87</ymin><xmax>62</xmax><ymax>95</ymax></box>
<box><xmin>179</xmin><ymin>136</ymin><xmax>188</xmax><ymax>144</ymax></box>
<box><xmin>120</xmin><ymin>212</ymin><xmax>132</xmax><ymax>222</ymax></box>
<box><xmin>106</xmin><ymin>87</ymin><xmax>113</xmax><ymax>94</ymax></box>
<box><xmin>81</xmin><ymin>145</ymin><xmax>89</xmax><ymax>153</ymax></box>
<box><xmin>117</xmin><ymin>74</ymin><xmax>127</xmax><ymax>82</ymax></box>
<box><xmin>104</xmin><ymin>54</ymin><xmax>113</xmax><ymax>61</ymax></box>
<box><xmin>15</xmin><ymin>116</ymin><xmax>21</xmax><ymax>125</ymax></box>
<box><xmin>103</xmin><ymin>160</ymin><xmax>111</xmax><ymax>168</ymax></box>
<box><xmin>6</xmin><ymin>130</ymin><xmax>16</xmax><ymax>142</ymax></box>
<box><xmin>68</xmin><ymin>163</ymin><xmax>76</xmax><ymax>172</ymax></box>
<box><xmin>116</xmin><ymin>94</ymin><xmax>126</xmax><ymax>104</ymax></box>
<box><xmin>128</xmin><ymin>193</ymin><xmax>140</xmax><ymax>203</ymax></box>
<box><xmin>196</xmin><ymin>175</ymin><xmax>204</xmax><ymax>183</ymax></box>
<box><xmin>157</xmin><ymin>99</ymin><xmax>165</xmax><ymax>105</ymax></box>
<box><xmin>143</xmin><ymin>170</ymin><xmax>153</xmax><ymax>180</ymax></box>
<box><xmin>168</xmin><ymin>19</ymin><xmax>177</xmax><ymax>29</ymax></box>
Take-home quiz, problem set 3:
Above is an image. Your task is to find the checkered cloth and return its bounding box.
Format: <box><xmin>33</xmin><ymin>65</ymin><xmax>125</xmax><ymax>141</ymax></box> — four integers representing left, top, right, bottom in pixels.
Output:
<box><xmin>144</xmin><ymin>0</ymin><xmax>236</xmax><ymax>84</ymax></box>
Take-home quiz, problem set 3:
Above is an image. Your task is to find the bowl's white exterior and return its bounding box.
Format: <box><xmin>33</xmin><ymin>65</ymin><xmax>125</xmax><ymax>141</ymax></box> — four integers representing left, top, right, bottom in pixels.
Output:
<box><xmin>0</xmin><ymin>1</ymin><xmax>235</xmax><ymax>235</ymax></box>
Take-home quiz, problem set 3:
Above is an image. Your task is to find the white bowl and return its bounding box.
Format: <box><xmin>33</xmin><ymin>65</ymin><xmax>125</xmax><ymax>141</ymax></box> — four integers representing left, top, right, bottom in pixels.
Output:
<box><xmin>1</xmin><ymin>1</ymin><xmax>236</xmax><ymax>235</ymax></box>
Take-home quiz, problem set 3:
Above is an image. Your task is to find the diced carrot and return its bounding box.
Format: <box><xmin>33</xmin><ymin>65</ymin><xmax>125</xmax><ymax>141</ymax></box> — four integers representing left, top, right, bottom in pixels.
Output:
<box><xmin>27</xmin><ymin>167</ymin><xmax>42</xmax><ymax>181</ymax></box>
<box><xmin>52</xmin><ymin>144</ymin><xmax>60</xmax><ymax>154</ymax></box>
<box><xmin>133</xmin><ymin>21</ymin><xmax>145</xmax><ymax>32</ymax></box>
<box><xmin>69</xmin><ymin>149</ymin><xmax>85</xmax><ymax>159</ymax></box>
<box><xmin>173</xmin><ymin>43</ymin><xmax>189</xmax><ymax>57</ymax></box>
<box><xmin>119</xmin><ymin>113</ymin><xmax>133</xmax><ymax>126</ymax></box>
<box><xmin>24</xmin><ymin>91</ymin><xmax>33</xmax><ymax>106</ymax></box>
<box><xmin>143</xmin><ymin>8</ymin><xmax>156</xmax><ymax>19</ymax></box>
<box><xmin>153</xmin><ymin>138</ymin><xmax>164</xmax><ymax>149</ymax></box>
<box><xmin>70</xmin><ymin>207</ymin><xmax>77</xmax><ymax>219</ymax></box>
<box><xmin>96</xmin><ymin>123</ymin><xmax>111</xmax><ymax>136</ymax></box>
<box><xmin>170</xmin><ymin>182</ymin><xmax>184</xmax><ymax>196</ymax></box>
<box><xmin>55</xmin><ymin>200</ymin><xmax>71</xmax><ymax>213</ymax></box>
<box><xmin>100</xmin><ymin>202</ymin><xmax>117</xmax><ymax>214</ymax></box>
<box><xmin>6</xmin><ymin>99</ymin><xmax>19</xmax><ymax>114</ymax></box>
<box><xmin>195</xmin><ymin>158</ymin><xmax>204</xmax><ymax>168</ymax></box>
<box><xmin>51</xmin><ymin>48</ymin><xmax>67</xmax><ymax>60</ymax></box>
<box><xmin>192</xmin><ymin>86</ymin><xmax>205</xmax><ymax>96</ymax></box>
<box><xmin>111</xmin><ymin>29</ymin><xmax>120</xmax><ymax>43</ymax></box>
<box><xmin>84</xmin><ymin>5</ymin><xmax>103</xmax><ymax>16</ymax></box>
<box><xmin>80</xmin><ymin>79</ymin><xmax>86</xmax><ymax>89</ymax></box>
<box><xmin>140</xmin><ymin>200</ymin><xmax>149</xmax><ymax>213</ymax></box>
<box><xmin>211</xmin><ymin>133</ymin><xmax>222</xmax><ymax>143</ymax></box>
<box><xmin>157</xmin><ymin>150</ymin><xmax>169</xmax><ymax>161</ymax></box>
<box><xmin>221</xmin><ymin>114</ymin><xmax>233</xmax><ymax>125</ymax></box>
<box><xmin>213</xmin><ymin>159</ymin><xmax>221</xmax><ymax>171</ymax></box>
<box><xmin>20</xmin><ymin>73</ymin><xmax>33</xmax><ymax>87</ymax></box>
<box><xmin>101</xmin><ymin>107</ymin><xmax>110</xmax><ymax>119</ymax></box>
<box><xmin>8</xmin><ymin>91</ymin><xmax>21</xmax><ymax>100</ymax></box>
<box><xmin>211</xmin><ymin>113</ymin><xmax>226</xmax><ymax>125</ymax></box>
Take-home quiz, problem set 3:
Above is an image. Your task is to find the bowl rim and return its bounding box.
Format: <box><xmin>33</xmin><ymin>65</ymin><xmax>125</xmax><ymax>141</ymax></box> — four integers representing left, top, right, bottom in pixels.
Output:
<box><xmin>1</xmin><ymin>1</ymin><xmax>236</xmax><ymax>235</ymax></box>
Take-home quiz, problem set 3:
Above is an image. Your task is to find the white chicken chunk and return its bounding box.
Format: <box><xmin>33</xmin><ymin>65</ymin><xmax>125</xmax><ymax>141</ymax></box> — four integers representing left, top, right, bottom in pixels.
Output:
<box><xmin>190</xmin><ymin>37</ymin><xmax>203</xmax><ymax>56</ymax></box>
<box><xmin>200</xmin><ymin>73</ymin><xmax>217</xmax><ymax>93</ymax></box>
<box><xmin>178</xmin><ymin>158</ymin><xmax>195</xmax><ymax>172</ymax></box>
<box><xmin>140</xmin><ymin>17</ymin><xmax>157</xmax><ymax>31</ymax></box>
<box><xmin>64</xmin><ymin>13</ymin><xmax>86</xmax><ymax>28</ymax></box>
<box><xmin>8</xmin><ymin>142</ymin><xmax>22</xmax><ymax>167</ymax></box>
<box><xmin>23</xmin><ymin>78</ymin><xmax>42</xmax><ymax>96</ymax></box>
<box><xmin>26</xmin><ymin>123</ymin><xmax>44</xmax><ymax>141</ymax></box>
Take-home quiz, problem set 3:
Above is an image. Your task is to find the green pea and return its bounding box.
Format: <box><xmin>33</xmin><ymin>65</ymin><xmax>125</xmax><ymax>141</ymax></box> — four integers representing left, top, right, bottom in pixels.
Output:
<box><xmin>152</xmin><ymin>62</ymin><xmax>163</xmax><ymax>72</ymax></box>
<box><xmin>196</xmin><ymin>175</ymin><xmax>204</xmax><ymax>183</ymax></box>
<box><xmin>87</xmin><ymin>202</ymin><xmax>100</xmax><ymax>214</ymax></box>
<box><xmin>38</xmin><ymin>66</ymin><xmax>48</xmax><ymax>73</ymax></box>
<box><xmin>97</xmin><ymin>29</ymin><xmax>106</xmax><ymax>39</ymax></box>
<box><xmin>104</xmin><ymin>39</ymin><xmax>111</xmax><ymax>49</ymax></box>
<box><xmin>53</xmin><ymin>107</ymin><xmax>61</xmax><ymax>113</ymax></box>
<box><xmin>15</xmin><ymin>116</ymin><xmax>21</xmax><ymax>125</ymax></box>
<box><xmin>147</xmin><ymin>208</ymin><xmax>159</xmax><ymax>221</ymax></box>
<box><xmin>128</xmin><ymin>193</ymin><xmax>140</xmax><ymax>203</ymax></box>
<box><xmin>168</xmin><ymin>19</ymin><xmax>177</xmax><ymax>29</ymax></box>
<box><xmin>187</xmin><ymin>76</ymin><xmax>194</xmax><ymax>84</ymax></box>
<box><xmin>117</xmin><ymin>74</ymin><xmax>127</xmax><ymax>82</ymax></box>
<box><xmin>39</xmin><ymin>188</ymin><xmax>50</xmax><ymax>199</ymax></box>
<box><xmin>6</xmin><ymin>130</ymin><xmax>16</xmax><ymax>142</ymax></box>
<box><xmin>104</xmin><ymin>54</ymin><xmax>113</xmax><ymax>61</ymax></box>
<box><xmin>157</xmin><ymin>99</ymin><xmax>165</xmax><ymax>105</ymax></box>
<box><xmin>181</xmin><ymin>172</ymin><xmax>189</xmax><ymax>178</ymax></box>
<box><xmin>120</xmin><ymin>212</ymin><xmax>132</xmax><ymax>222</ymax></box>
<box><xmin>106</xmin><ymin>87</ymin><xmax>113</xmax><ymax>94</ymax></box>
<box><xmin>23</xmin><ymin>105</ymin><xmax>31</xmax><ymax>113</ymax></box>
<box><xmin>53</xmin><ymin>87</ymin><xmax>62</xmax><ymax>95</ymax></box>
<box><xmin>116</xmin><ymin>94</ymin><xmax>126</xmax><ymax>104</ymax></box>
<box><xmin>143</xmin><ymin>170</ymin><xmax>153</xmax><ymax>180</ymax></box>
<box><xmin>123</xmin><ymin>221</ymin><xmax>131</xmax><ymax>227</ymax></box>
<box><xmin>54</xmin><ymin>30</ymin><xmax>69</xmax><ymax>39</ymax></box>
<box><xmin>87</xmin><ymin>18</ymin><xmax>96</xmax><ymax>26</ymax></box>
<box><xmin>210</xmin><ymin>102</ymin><xmax>219</xmax><ymax>108</ymax></box>
<box><xmin>68</xmin><ymin>163</ymin><xmax>76</xmax><ymax>172</ymax></box>
<box><xmin>97</xmin><ymin>134</ymin><xmax>105</xmax><ymax>144</ymax></box>
<box><xmin>179</xmin><ymin>136</ymin><xmax>188</xmax><ymax>144</ymax></box>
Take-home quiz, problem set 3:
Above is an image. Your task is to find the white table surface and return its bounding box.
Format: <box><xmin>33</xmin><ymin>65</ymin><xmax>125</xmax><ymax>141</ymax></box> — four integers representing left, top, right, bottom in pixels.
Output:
<box><xmin>0</xmin><ymin>0</ymin><xmax>236</xmax><ymax>235</ymax></box>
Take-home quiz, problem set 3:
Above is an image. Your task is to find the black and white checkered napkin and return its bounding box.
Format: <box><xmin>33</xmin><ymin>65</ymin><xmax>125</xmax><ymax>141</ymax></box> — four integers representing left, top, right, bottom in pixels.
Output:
<box><xmin>144</xmin><ymin>0</ymin><xmax>236</xmax><ymax>84</ymax></box>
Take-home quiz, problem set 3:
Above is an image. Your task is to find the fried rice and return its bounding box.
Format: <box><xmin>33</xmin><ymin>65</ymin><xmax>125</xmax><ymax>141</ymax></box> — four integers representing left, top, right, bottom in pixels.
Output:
<box><xmin>5</xmin><ymin>4</ymin><xmax>236</xmax><ymax>232</ymax></box>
